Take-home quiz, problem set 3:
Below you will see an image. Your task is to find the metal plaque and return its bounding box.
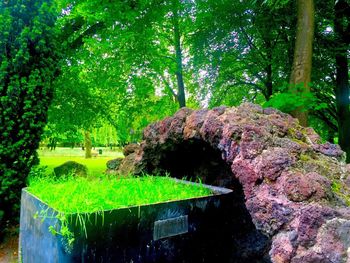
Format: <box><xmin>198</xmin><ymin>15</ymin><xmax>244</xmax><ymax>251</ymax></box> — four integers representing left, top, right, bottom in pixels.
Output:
<box><xmin>153</xmin><ymin>215</ymin><xmax>188</xmax><ymax>240</ymax></box>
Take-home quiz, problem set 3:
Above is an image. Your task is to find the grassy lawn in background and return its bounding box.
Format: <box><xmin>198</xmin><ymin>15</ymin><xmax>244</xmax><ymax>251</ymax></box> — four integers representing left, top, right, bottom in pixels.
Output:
<box><xmin>38</xmin><ymin>147</ymin><xmax>123</xmax><ymax>157</ymax></box>
<box><xmin>37</xmin><ymin>147</ymin><xmax>124</xmax><ymax>176</ymax></box>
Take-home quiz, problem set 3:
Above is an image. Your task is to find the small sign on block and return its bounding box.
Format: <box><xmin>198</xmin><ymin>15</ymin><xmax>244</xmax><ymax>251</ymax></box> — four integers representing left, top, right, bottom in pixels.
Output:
<box><xmin>153</xmin><ymin>215</ymin><xmax>189</xmax><ymax>240</ymax></box>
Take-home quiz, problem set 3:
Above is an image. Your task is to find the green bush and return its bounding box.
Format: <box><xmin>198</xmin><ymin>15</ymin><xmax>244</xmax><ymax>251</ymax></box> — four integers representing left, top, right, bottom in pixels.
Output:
<box><xmin>0</xmin><ymin>0</ymin><xmax>60</xmax><ymax>230</ymax></box>
<box><xmin>263</xmin><ymin>83</ymin><xmax>327</xmax><ymax>113</ymax></box>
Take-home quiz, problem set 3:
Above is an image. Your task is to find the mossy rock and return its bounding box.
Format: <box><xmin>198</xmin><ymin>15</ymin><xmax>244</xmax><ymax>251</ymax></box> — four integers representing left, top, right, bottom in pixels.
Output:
<box><xmin>54</xmin><ymin>161</ymin><xmax>88</xmax><ymax>178</ymax></box>
<box><xmin>106</xmin><ymin>158</ymin><xmax>123</xmax><ymax>170</ymax></box>
<box><xmin>123</xmin><ymin>143</ymin><xmax>140</xmax><ymax>156</ymax></box>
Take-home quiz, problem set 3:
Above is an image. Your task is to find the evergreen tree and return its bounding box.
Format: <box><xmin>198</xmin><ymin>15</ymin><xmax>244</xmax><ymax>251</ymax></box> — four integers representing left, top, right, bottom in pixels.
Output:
<box><xmin>0</xmin><ymin>0</ymin><xmax>60</xmax><ymax>230</ymax></box>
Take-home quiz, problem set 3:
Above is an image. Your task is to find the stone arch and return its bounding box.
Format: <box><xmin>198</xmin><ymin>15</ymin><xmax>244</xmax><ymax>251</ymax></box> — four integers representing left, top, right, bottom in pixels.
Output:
<box><xmin>131</xmin><ymin>104</ymin><xmax>350</xmax><ymax>262</ymax></box>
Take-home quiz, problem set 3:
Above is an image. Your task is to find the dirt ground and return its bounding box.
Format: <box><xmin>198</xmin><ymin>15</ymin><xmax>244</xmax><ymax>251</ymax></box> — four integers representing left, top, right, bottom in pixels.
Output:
<box><xmin>0</xmin><ymin>227</ymin><xmax>19</xmax><ymax>263</ymax></box>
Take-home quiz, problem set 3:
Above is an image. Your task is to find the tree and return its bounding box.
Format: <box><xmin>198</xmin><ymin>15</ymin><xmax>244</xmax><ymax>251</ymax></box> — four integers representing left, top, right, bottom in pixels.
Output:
<box><xmin>45</xmin><ymin>0</ymin><xmax>191</xmax><ymax>147</ymax></box>
<box><xmin>334</xmin><ymin>0</ymin><xmax>350</xmax><ymax>161</ymax></box>
<box><xmin>58</xmin><ymin>0</ymin><xmax>196</xmax><ymax>109</ymax></box>
<box><xmin>47</xmin><ymin>1</ymin><xmax>180</xmax><ymax>148</ymax></box>
<box><xmin>172</xmin><ymin>0</ymin><xmax>186</xmax><ymax>107</ymax></box>
<box><xmin>47</xmin><ymin>49</ymin><xmax>106</xmax><ymax>158</ymax></box>
<box><xmin>0</xmin><ymin>0</ymin><xmax>60</xmax><ymax>230</ymax></box>
<box><xmin>289</xmin><ymin>0</ymin><xmax>315</xmax><ymax>126</ymax></box>
<box><xmin>190</xmin><ymin>0</ymin><xmax>296</xmax><ymax>107</ymax></box>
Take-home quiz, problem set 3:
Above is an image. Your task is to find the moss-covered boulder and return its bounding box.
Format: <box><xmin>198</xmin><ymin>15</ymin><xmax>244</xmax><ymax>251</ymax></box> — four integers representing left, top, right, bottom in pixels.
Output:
<box><xmin>123</xmin><ymin>143</ymin><xmax>140</xmax><ymax>156</ymax></box>
<box><xmin>105</xmin><ymin>158</ymin><xmax>124</xmax><ymax>175</ymax></box>
<box><xmin>106</xmin><ymin>158</ymin><xmax>123</xmax><ymax>170</ymax></box>
<box><xmin>53</xmin><ymin>161</ymin><xmax>88</xmax><ymax>178</ymax></box>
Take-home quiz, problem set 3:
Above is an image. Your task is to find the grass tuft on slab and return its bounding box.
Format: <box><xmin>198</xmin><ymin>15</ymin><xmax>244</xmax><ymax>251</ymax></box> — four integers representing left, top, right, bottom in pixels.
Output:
<box><xmin>27</xmin><ymin>175</ymin><xmax>213</xmax><ymax>214</ymax></box>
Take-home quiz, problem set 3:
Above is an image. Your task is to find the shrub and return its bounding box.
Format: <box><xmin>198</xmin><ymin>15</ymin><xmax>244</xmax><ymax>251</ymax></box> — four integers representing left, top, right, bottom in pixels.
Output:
<box><xmin>0</xmin><ymin>0</ymin><xmax>60</xmax><ymax>231</ymax></box>
<box><xmin>53</xmin><ymin>161</ymin><xmax>88</xmax><ymax>178</ymax></box>
<box><xmin>263</xmin><ymin>83</ymin><xmax>327</xmax><ymax>114</ymax></box>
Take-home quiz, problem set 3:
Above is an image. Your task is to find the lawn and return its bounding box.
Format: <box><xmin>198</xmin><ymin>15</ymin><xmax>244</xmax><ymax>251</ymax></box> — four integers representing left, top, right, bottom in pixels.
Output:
<box><xmin>38</xmin><ymin>147</ymin><xmax>123</xmax><ymax>176</ymax></box>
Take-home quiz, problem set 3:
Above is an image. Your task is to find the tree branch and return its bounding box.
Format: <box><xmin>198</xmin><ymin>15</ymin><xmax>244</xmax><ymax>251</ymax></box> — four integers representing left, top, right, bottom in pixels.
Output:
<box><xmin>159</xmin><ymin>55</ymin><xmax>176</xmax><ymax>63</ymax></box>
<box><xmin>313</xmin><ymin>110</ymin><xmax>337</xmax><ymax>132</ymax></box>
<box><xmin>159</xmin><ymin>74</ymin><xmax>178</xmax><ymax>100</ymax></box>
<box><xmin>239</xmin><ymin>26</ymin><xmax>268</xmax><ymax>61</ymax></box>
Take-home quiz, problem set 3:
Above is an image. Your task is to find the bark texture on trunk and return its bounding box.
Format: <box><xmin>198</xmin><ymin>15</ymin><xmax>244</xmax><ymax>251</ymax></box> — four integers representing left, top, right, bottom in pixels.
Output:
<box><xmin>265</xmin><ymin>63</ymin><xmax>273</xmax><ymax>101</ymax></box>
<box><xmin>172</xmin><ymin>0</ymin><xmax>186</xmax><ymax>108</ymax></box>
<box><xmin>335</xmin><ymin>0</ymin><xmax>350</xmax><ymax>162</ymax></box>
<box><xmin>264</xmin><ymin>33</ymin><xmax>273</xmax><ymax>101</ymax></box>
<box><xmin>289</xmin><ymin>0</ymin><xmax>315</xmax><ymax>126</ymax></box>
<box><xmin>84</xmin><ymin>130</ymin><xmax>92</xmax><ymax>159</ymax></box>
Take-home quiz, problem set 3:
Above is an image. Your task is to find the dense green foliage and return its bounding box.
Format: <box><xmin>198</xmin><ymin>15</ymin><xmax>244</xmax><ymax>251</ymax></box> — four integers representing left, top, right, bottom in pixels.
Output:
<box><xmin>0</xmin><ymin>0</ymin><xmax>60</xmax><ymax>228</ymax></box>
<box><xmin>27</xmin><ymin>175</ymin><xmax>212</xmax><ymax>213</ymax></box>
<box><xmin>45</xmin><ymin>0</ymin><xmax>349</xmax><ymax>150</ymax></box>
<box><xmin>264</xmin><ymin>83</ymin><xmax>328</xmax><ymax>113</ymax></box>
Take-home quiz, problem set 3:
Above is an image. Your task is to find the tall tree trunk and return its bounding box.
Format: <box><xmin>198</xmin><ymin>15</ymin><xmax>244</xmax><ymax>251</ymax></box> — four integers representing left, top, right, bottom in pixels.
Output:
<box><xmin>84</xmin><ymin>130</ymin><xmax>92</xmax><ymax>159</ymax></box>
<box><xmin>266</xmin><ymin>63</ymin><xmax>273</xmax><ymax>100</ymax></box>
<box><xmin>327</xmin><ymin>129</ymin><xmax>335</xmax><ymax>144</ymax></box>
<box><xmin>264</xmin><ymin>33</ymin><xmax>273</xmax><ymax>101</ymax></box>
<box><xmin>335</xmin><ymin>0</ymin><xmax>350</xmax><ymax>162</ymax></box>
<box><xmin>172</xmin><ymin>0</ymin><xmax>186</xmax><ymax>108</ymax></box>
<box><xmin>289</xmin><ymin>0</ymin><xmax>315</xmax><ymax>126</ymax></box>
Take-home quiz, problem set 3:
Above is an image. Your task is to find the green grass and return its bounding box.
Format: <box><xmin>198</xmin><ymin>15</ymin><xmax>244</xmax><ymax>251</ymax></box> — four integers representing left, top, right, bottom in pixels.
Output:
<box><xmin>27</xmin><ymin>176</ymin><xmax>213</xmax><ymax>214</ymax></box>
